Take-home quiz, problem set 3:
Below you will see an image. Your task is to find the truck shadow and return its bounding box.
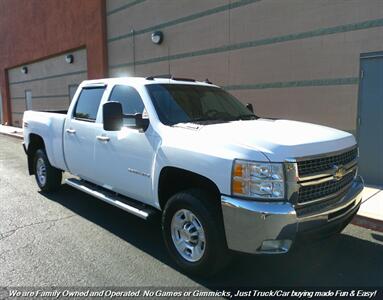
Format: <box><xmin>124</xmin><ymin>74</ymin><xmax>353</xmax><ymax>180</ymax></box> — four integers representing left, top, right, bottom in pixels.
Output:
<box><xmin>41</xmin><ymin>185</ymin><xmax>383</xmax><ymax>288</ymax></box>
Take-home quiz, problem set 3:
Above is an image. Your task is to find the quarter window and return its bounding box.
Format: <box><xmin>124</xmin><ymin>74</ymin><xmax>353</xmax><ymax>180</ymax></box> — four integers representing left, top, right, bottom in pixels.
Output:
<box><xmin>73</xmin><ymin>87</ymin><xmax>105</xmax><ymax>122</ymax></box>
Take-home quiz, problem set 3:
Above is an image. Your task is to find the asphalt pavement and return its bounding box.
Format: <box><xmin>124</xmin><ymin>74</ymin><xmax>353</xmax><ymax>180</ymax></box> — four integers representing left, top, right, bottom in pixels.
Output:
<box><xmin>0</xmin><ymin>135</ymin><xmax>382</xmax><ymax>288</ymax></box>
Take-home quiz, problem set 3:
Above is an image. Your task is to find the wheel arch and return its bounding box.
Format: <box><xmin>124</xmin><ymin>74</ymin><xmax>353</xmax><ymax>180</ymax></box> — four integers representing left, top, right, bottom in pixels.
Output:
<box><xmin>157</xmin><ymin>166</ymin><xmax>221</xmax><ymax>210</ymax></box>
<box><xmin>27</xmin><ymin>133</ymin><xmax>46</xmax><ymax>175</ymax></box>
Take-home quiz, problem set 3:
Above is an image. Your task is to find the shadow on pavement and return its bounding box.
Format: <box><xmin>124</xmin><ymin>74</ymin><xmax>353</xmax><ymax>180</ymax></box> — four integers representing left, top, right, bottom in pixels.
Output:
<box><xmin>41</xmin><ymin>185</ymin><xmax>383</xmax><ymax>288</ymax></box>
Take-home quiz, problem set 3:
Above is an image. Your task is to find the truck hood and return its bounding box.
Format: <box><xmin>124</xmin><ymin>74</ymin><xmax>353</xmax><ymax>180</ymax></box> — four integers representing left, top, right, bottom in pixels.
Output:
<box><xmin>198</xmin><ymin>119</ymin><xmax>356</xmax><ymax>162</ymax></box>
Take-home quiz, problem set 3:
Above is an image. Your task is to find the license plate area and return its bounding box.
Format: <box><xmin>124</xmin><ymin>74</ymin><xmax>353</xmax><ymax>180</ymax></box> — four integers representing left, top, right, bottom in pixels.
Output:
<box><xmin>328</xmin><ymin>200</ymin><xmax>355</xmax><ymax>221</ymax></box>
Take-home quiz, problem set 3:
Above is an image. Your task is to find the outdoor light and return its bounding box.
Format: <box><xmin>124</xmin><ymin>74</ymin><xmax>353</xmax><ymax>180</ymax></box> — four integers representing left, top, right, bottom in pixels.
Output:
<box><xmin>151</xmin><ymin>31</ymin><xmax>163</xmax><ymax>44</ymax></box>
<box><xmin>21</xmin><ymin>66</ymin><xmax>28</xmax><ymax>74</ymax></box>
<box><xmin>65</xmin><ymin>54</ymin><xmax>74</xmax><ymax>64</ymax></box>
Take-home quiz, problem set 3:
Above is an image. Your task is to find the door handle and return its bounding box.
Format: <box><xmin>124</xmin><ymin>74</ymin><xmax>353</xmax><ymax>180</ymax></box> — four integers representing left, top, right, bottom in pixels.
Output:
<box><xmin>96</xmin><ymin>135</ymin><xmax>110</xmax><ymax>142</ymax></box>
<box><xmin>66</xmin><ymin>128</ymin><xmax>76</xmax><ymax>134</ymax></box>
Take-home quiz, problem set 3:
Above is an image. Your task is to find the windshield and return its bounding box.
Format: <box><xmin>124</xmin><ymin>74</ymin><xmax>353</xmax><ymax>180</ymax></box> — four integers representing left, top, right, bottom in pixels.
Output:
<box><xmin>146</xmin><ymin>84</ymin><xmax>255</xmax><ymax>125</ymax></box>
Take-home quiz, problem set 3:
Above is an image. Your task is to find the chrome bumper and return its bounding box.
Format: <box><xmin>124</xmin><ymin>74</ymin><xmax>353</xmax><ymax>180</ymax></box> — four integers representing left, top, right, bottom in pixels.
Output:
<box><xmin>221</xmin><ymin>176</ymin><xmax>364</xmax><ymax>254</ymax></box>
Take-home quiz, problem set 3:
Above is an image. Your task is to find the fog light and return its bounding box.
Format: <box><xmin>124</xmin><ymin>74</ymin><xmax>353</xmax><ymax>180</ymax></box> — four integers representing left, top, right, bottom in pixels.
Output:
<box><xmin>260</xmin><ymin>239</ymin><xmax>292</xmax><ymax>253</ymax></box>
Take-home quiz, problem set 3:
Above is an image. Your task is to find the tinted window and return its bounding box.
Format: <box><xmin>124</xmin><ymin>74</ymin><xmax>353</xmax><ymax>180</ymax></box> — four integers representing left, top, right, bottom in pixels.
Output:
<box><xmin>109</xmin><ymin>85</ymin><xmax>145</xmax><ymax>126</ymax></box>
<box><xmin>109</xmin><ymin>85</ymin><xmax>144</xmax><ymax>115</ymax></box>
<box><xmin>74</xmin><ymin>87</ymin><xmax>105</xmax><ymax>121</ymax></box>
<box><xmin>146</xmin><ymin>84</ymin><xmax>254</xmax><ymax>125</ymax></box>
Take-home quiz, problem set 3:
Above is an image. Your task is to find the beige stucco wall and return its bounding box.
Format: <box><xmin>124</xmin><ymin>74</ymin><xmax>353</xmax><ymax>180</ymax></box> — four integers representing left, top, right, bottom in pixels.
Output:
<box><xmin>106</xmin><ymin>0</ymin><xmax>383</xmax><ymax>134</ymax></box>
<box><xmin>8</xmin><ymin>49</ymin><xmax>87</xmax><ymax>126</ymax></box>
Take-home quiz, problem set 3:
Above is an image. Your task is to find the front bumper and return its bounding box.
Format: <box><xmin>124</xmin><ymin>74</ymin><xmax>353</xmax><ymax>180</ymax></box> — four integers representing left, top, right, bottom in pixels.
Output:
<box><xmin>221</xmin><ymin>176</ymin><xmax>364</xmax><ymax>254</ymax></box>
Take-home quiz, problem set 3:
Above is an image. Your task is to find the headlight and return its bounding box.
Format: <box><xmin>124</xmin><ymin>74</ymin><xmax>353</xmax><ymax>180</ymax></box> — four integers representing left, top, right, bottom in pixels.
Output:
<box><xmin>232</xmin><ymin>160</ymin><xmax>285</xmax><ymax>199</ymax></box>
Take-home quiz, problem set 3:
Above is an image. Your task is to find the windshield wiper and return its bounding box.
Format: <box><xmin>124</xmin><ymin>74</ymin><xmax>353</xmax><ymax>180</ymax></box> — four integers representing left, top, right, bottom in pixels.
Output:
<box><xmin>173</xmin><ymin>116</ymin><xmax>229</xmax><ymax>125</ymax></box>
<box><xmin>232</xmin><ymin>114</ymin><xmax>257</xmax><ymax>120</ymax></box>
<box><xmin>172</xmin><ymin>114</ymin><xmax>257</xmax><ymax>126</ymax></box>
<box><xmin>188</xmin><ymin>117</ymin><xmax>216</xmax><ymax>122</ymax></box>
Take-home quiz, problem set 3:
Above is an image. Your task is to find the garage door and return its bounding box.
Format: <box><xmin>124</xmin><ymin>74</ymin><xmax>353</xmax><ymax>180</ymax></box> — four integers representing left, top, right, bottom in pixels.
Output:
<box><xmin>7</xmin><ymin>48</ymin><xmax>87</xmax><ymax>127</ymax></box>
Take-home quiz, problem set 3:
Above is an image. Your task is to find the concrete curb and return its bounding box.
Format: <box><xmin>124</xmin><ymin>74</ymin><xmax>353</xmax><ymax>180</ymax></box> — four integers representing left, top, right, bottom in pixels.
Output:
<box><xmin>0</xmin><ymin>132</ymin><xmax>23</xmax><ymax>140</ymax></box>
<box><xmin>352</xmin><ymin>215</ymin><xmax>383</xmax><ymax>233</ymax></box>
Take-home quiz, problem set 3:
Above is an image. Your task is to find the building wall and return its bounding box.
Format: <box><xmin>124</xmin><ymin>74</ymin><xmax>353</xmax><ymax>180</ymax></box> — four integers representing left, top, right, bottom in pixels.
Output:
<box><xmin>0</xmin><ymin>0</ymin><xmax>107</xmax><ymax>126</ymax></box>
<box><xmin>106</xmin><ymin>0</ymin><xmax>383</xmax><ymax>134</ymax></box>
<box><xmin>1</xmin><ymin>0</ymin><xmax>382</xmax><ymax>132</ymax></box>
<box><xmin>8</xmin><ymin>49</ymin><xmax>87</xmax><ymax>126</ymax></box>
<box><xmin>0</xmin><ymin>88</ymin><xmax>2</xmax><ymax>124</ymax></box>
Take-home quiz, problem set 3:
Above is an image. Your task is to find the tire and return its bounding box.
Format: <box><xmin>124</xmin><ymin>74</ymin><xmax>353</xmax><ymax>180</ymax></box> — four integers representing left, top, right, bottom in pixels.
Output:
<box><xmin>162</xmin><ymin>188</ymin><xmax>231</xmax><ymax>276</ymax></box>
<box><xmin>33</xmin><ymin>149</ymin><xmax>62</xmax><ymax>192</ymax></box>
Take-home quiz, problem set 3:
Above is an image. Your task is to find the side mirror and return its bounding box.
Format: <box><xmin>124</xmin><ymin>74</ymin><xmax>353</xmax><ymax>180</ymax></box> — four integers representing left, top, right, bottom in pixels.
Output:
<box><xmin>103</xmin><ymin>102</ymin><xmax>123</xmax><ymax>131</ymax></box>
<box><xmin>246</xmin><ymin>103</ymin><xmax>254</xmax><ymax>113</ymax></box>
<box><xmin>133</xmin><ymin>113</ymin><xmax>150</xmax><ymax>131</ymax></box>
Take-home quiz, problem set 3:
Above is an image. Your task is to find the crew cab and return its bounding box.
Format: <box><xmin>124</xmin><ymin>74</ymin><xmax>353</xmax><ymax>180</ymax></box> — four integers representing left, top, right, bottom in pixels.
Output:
<box><xmin>23</xmin><ymin>76</ymin><xmax>364</xmax><ymax>276</ymax></box>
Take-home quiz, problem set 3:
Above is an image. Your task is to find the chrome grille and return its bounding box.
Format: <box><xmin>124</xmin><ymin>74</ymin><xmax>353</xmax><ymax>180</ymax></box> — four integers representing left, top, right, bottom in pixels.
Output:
<box><xmin>298</xmin><ymin>169</ymin><xmax>356</xmax><ymax>204</ymax></box>
<box><xmin>297</xmin><ymin>147</ymin><xmax>358</xmax><ymax>177</ymax></box>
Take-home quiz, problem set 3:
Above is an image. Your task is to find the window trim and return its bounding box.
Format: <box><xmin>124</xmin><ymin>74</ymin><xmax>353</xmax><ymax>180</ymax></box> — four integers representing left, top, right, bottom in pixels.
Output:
<box><xmin>72</xmin><ymin>86</ymin><xmax>106</xmax><ymax>123</ymax></box>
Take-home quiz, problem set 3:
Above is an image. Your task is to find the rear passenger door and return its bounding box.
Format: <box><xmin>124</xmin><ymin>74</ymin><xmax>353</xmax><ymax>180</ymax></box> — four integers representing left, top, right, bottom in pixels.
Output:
<box><xmin>64</xmin><ymin>86</ymin><xmax>106</xmax><ymax>182</ymax></box>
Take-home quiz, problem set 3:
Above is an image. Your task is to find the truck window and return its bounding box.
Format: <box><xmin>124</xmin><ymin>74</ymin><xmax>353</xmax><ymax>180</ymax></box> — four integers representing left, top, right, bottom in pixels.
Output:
<box><xmin>73</xmin><ymin>87</ymin><xmax>105</xmax><ymax>122</ymax></box>
<box><xmin>109</xmin><ymin>85</ymin><xmax>145</xmax><ymax>126</ymax></box>
<box><xmin>109</xmin><ymin>85</ymin><xmax>144</xmax><ymax>115</ymax></box>
<box><xmin>146</xmin><ymin>84</ymin><xmax>253</xmax><ymax>125</ymax></box>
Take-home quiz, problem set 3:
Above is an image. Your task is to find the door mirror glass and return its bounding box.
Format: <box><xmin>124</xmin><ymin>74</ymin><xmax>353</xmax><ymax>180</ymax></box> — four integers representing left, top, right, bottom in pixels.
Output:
<box><xmin>246</xmin><ymin>103</ymin><xmax>254</xmax><ymax>113</ymax></box>
<box><xmin>103</xmin><ymin>102</ymin><xmax>123</xmax><ymax>131</ymax></box>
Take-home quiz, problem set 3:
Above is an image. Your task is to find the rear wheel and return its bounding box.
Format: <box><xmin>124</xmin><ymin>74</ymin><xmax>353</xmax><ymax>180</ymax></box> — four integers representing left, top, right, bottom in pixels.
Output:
<box><xmin>162</xmin><ymin>189</ymin><xmax>230</xmax><ymax>276</ymax></box>
<box><xmin>33</xmin><ymin>149</ymin><xmax>62</xmax><ymax>192</ymax></box>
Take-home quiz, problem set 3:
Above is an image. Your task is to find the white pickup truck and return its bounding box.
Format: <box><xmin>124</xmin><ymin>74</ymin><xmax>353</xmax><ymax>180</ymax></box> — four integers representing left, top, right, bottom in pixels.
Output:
<box><xmin>23</xmin><ymin>76</ymin><xmax>363</xmax><ymax>276</ymax></box>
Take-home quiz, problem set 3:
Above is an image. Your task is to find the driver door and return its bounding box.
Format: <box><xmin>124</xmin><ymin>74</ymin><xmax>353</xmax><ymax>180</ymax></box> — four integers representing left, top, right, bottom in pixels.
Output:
<box><xmin>93</xmin><ymin>85</ymin><xmax>157</xmax><ymax>204</ymax></box>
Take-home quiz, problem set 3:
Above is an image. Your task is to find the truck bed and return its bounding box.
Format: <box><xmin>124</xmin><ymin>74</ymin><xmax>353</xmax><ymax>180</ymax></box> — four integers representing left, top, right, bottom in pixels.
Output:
<box><xmin>23</xmin><ymin>110</ymin><xmax>68</xmax><ymax>171</ymax></box>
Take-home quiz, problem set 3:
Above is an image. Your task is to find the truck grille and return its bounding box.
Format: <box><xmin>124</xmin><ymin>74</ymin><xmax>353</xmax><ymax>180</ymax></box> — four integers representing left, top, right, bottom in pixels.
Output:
<box><xmin>298</xmin><ymin>169</ymin><xmax>356</xmax><ymax>204</ymax></box>
<box><xmin>297</xmin><ymin>147</ymin><xmax>358</xmax><ymax>177</ymax></box>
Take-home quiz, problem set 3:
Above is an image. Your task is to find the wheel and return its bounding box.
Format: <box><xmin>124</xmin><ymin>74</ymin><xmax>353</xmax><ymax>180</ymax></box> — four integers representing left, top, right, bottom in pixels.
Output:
<box><xmin>33</xmin><ymin>149</ymin><xmax>62</xmax><ymax>192</ymax></box>
<box><xmin>162</xmin><ymin>189</ymin><xmax>231</xmax><ymax>276</ymax></box>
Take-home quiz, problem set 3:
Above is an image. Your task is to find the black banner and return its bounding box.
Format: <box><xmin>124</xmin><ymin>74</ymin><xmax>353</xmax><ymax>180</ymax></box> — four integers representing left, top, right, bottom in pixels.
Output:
<box><xmin>0</xmin><ymin>287</ymin><xmax>382</xmax><ymax>300</ymax></box>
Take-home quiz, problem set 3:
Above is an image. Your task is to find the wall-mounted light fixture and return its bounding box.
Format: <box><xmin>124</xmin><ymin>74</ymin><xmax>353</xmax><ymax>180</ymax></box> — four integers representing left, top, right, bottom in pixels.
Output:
<box><xmin>151</xmin><ymin>31</ymin><xmax>164</xmax><ymax>45</ymax></box>
<box><xmin>21</xmin><ymin>66</ymin><xmax>28</xmax><ymax>74</ymax></box>
<box><xmin>65</xmin><ymin>54</ymin><xmax>74</xmax><ymax>64</ymax></box>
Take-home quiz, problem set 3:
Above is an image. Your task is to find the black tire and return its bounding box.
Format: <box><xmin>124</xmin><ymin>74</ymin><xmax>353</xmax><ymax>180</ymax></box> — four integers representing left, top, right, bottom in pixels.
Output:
<box><xmin>162</xmin><ymin>188</ymin><xmax>231</xmax><ymax>276</ymax></box>
<box><xmin>33</xmin><ymin>149</ymin><xmax>62</xmax><ymax>192</ymax></box>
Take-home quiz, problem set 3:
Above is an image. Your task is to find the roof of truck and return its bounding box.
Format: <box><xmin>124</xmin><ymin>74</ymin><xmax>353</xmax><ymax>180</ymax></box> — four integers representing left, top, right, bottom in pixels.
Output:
<box><xmin>81</xmin><ymin>76</ymin><xmax>218</xmax><ymax>88</ymax></box>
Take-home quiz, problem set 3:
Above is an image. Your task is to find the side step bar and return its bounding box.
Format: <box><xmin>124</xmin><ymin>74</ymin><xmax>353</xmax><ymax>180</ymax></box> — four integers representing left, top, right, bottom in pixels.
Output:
<box><xmin>65</xmin><ymin>178</ymin><xmax>157</xmax><ymax>220</ymax></box>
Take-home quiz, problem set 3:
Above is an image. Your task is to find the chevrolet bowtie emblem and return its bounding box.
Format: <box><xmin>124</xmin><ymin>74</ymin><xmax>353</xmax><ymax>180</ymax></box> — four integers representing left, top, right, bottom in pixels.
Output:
<box><xmin>333</xmin><ymin>165</ymin><xmax>346</xmax><ymax>180</ymax></box>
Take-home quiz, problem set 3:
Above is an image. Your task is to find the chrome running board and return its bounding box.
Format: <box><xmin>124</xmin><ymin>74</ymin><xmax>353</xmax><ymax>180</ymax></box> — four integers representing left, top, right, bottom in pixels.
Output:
<box><xmin>65</xmin><ymin>178</ymin><xmax>156</xmax><ymax>220</ymax></box>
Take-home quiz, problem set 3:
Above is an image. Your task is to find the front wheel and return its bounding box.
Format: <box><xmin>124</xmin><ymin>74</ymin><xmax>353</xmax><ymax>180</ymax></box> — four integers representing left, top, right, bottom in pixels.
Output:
<box><xmin>162</xmin><ymin>189</ymin><xmax>231</xmax><ymax>276</ymax></box>
<box><xmin>33</xmin><ymin>149</ymin><xmax>62</xmax><ymax>192</ymax></box>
